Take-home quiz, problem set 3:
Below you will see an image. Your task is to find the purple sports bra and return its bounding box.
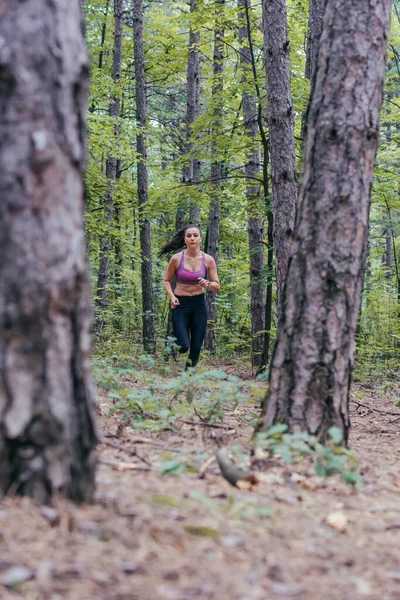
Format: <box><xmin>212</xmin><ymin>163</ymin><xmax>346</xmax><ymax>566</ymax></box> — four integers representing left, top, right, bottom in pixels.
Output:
<box><xmin>176</xmin><ymin>251</ymin><xmax>206</xmax><ymax>285</ymax></box>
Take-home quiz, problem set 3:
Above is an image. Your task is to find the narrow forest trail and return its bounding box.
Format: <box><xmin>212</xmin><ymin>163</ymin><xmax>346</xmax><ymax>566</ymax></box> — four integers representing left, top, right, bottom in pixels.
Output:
<box><xmin>1</xmin><ymin>368</ymin><xmax>400</xmax><ymax>600</ymax></box>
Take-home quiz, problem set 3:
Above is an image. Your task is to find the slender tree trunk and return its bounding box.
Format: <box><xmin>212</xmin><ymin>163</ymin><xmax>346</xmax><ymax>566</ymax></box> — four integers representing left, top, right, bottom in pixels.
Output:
<box><xmin>205</xmin><ymin>2</ymin><xmax>224</xmax><ymax>353</ymax></box>
<box><xmin>301</xmin><ymin>0</ymin><xmax>326</xmax><ymax>138</ymax></box>
<box><xmin>99</xmin><ymin>0</ymin><xmax>111</xmax><ymax>70</ymax></box>
<box><xmin>383</xmin><ymin>228</ymin><xmax>393</xmax><ymax>279</ymax></box>
<box><xmin>260</xmin><ymin>151</ymin><xmax>274</xmax><ymax>369</ymax></box>
<box><xmin>114</xmin><ymin>159</ymin><xmax>123</xmax><ymax>287</ymax></box>
<box><xmin>383</xmin><ymin>196</ymin><xmax>400</xmax><ymax>303</ymax></box>
<box><xmin>260</xmin><ymin>0</ymin><xmax>392</xmax><ymax>441</ymax></box>
<box><xmin>89</xmin><ymin>0</ymin><xmax>110</xmax><ymax>115</ymax></box>
<box><xmin>95</xmin><ymin>0</ymin><xmax>124</xmax><ymax>338</ymax></box>
<box><xmin>262</xmin><ymin>0</ymin><xmax>297</xmax><ymax>311</ymax></box>
<box><xmin>238</xmin><ymin>0</ymin><xmax>266</xmax><ymax>368</ymax></box>
<box><xmin>0</xmin><ymin>0</ymin><xmax>97</xmax><ymax>502</ymax></box>
<box><xmin>305</xmin><ymin>0</ymin><xmax>326</xmax><ymax>84</ymax></box>
<box><xmin>182</xmin><ymin>0</ymin><xmax>202</xmax><ymax>225</ymax></box>
<box><xmin>133</xmin><ymin>0</ymin><xmax>156</xmax><ymax>353</ymax></box>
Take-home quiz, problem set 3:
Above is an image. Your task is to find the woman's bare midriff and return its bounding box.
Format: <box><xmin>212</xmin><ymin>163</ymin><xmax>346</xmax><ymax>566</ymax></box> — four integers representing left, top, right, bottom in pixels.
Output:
<box><xmin>174</xmin><ymin>283</ymin><xmax>205</xmax><ymax>297</ymax></box>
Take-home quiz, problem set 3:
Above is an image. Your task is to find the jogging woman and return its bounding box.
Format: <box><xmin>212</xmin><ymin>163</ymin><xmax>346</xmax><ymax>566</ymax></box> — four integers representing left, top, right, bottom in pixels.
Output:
<box><xmin>160</xmin><ymin>224</ymin><xmax>220</xmax><ymax>369</ymax></box>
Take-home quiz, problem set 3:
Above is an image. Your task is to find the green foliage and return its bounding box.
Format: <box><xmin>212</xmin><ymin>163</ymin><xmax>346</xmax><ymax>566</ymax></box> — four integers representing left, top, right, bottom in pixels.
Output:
<box><xmin>84</xmin><ymin>0</ymin><xmax>400</xmax><ymax>376</ymax></box>
<box><xmin>255</xmin><ymin>426</ymin><xmax>362</xmax><ymax>487</ymax></box>
<box><xmin>94</xmin><ymin>357</ymin><xmax>249</xmax><ymax>432</ymax></box>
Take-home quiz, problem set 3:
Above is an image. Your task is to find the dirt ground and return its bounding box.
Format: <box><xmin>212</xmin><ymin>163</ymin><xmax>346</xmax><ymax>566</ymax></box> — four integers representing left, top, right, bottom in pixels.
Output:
<box><xmin>1</xmin><ymin>366</ymin><xmax>400</xmax><ymax>600</ymax></box>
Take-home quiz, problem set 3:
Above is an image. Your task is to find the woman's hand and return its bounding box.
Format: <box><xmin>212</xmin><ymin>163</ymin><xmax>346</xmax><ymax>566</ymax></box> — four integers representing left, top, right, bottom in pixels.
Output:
<box><xmin>198</xmin><ymin>277</ymin><xmax>210</xmax><ymax>289</ymax></box>
<box><xmin>170</xmin><ymin>295</ymin><xmax>180</xmax><ymax>309</ymax></box>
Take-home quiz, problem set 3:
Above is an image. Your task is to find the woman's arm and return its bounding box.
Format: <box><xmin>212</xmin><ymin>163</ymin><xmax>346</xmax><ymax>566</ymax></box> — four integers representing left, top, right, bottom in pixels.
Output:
<box><xmin>199</xmin><ymin>256</ymin><xmax>220</xmax><ymax>292</ymax></box>
<box><xmin>163</xmin><ymin>255</ymin><xmax>180</xmax><ymax>307</ymax></box>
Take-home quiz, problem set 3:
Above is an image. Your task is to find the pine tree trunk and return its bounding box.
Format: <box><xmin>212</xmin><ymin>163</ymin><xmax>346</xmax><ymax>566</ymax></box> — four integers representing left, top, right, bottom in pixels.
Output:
<box><xmin>204</xmin><ymin>2</ymin><xmax>224</xmax><ymax>354</ymax></box>
<box><xmin>0</xmin><ymin>0</ymin><xmax>97</xmax><ymax>502</ymax></box>
<box><xmin>182</xmin><ymin>0</ymin><xmax>202</xmax><ymax>225</ymax></box>
<box><xmin>133</xmin><ymin>0</ymin><xmax>156</xmax><ymax>353</ymax></box>
<box><xmin>95</xmin><ymin>0</ymin><xmax>124</xmax><ymax>338</ymax></box>
<box><xmin>260</xmin><ymin>0</ymin><xmax>392</xmax><ymax>441</ymax></box>
<box><xmin>238</xmin><ymin>0</ymin><xmax>266</xmax><ymax>368</ymax></box>
<box><xmin>262</xmin><ymin>0</ymin><xmax>297</xmax><ymax>311</ymax></box>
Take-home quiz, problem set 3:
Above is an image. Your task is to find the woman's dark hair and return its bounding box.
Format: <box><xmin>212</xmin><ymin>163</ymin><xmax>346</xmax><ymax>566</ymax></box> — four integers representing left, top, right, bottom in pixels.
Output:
<box><xmin>159</xmin><ymin>224</ymin><xmax>202</xmax><ymax>258</ymax></box>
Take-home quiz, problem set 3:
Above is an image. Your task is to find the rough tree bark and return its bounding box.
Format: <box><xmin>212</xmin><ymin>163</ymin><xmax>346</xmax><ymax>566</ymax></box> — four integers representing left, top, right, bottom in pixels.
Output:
<box><xmin>133</xmin><ymin>0</ymin><xmax>156</xmax><ymax>353</ymax></box>
<box><xmin>262</xmin><ymin>0</ymin><xmax>297</xmax><ymax>311</ymax></box>
<box><xmin>238</xmin><ymin>0</ymin><xmax>266</xmax><ymax>368</ymax></box>
<box><xmin>95</xmin><ymin>0</ymin><xmax>124</xmax><ymax>337</ymax></box>
<box><xmin>182</xmin><ymin>0</ymin><xmax>202</xmax><ymax>225</ymax></box>
<box><xmin>0</xmin><ymin>0</ymin><xmax>97</xmax><ymax>502</ymax></box>
<box><xmin>204</xmin><ymin>2</ymin><xmax>224</xmax><ymax>353</ymax></box>
<box><xmin>260</xmin><ymin>0</ymin><xmax>393</xmax><ymax>441</ymax></box>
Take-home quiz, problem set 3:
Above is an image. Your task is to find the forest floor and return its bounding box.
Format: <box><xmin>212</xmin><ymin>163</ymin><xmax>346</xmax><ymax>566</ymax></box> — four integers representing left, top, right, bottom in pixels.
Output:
<box><xmin>1</xmin><ymin>360</ymin><xmax>400</xmax><ymax>600</ymax></box>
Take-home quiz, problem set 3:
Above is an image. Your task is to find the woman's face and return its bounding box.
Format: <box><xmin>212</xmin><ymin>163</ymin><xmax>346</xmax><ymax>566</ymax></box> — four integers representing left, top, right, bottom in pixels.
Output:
<box><xmin>185</xmin><ymin>227</ymin><xmax>201</xmax><ymax>249</ymax></box>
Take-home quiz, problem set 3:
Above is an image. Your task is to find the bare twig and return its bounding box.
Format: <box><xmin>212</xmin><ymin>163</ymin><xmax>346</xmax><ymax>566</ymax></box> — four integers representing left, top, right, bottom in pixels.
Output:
<box><xmin>198</xmin><ymin>456</ymin><xmax>217</xmax><ymax>479</ymax></box>
<box><xmin>101</xmin><ymin>438</ymin><xmax>153</xmax><ymax>467</ymax></box>
<box><xmin>180</xmin><ymin>417</ymin><xmax>233</xmax><ymax>430</ymax></box>
<box><xmin>99</xmin><ymin>458</ymin><xmax>153</xmax><ymax>471</ymax></box>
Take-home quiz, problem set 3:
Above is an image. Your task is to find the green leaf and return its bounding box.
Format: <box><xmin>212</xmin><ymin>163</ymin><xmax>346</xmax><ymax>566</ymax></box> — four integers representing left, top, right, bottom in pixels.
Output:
<box><xmin>328</xmin><ymin>427</ymin><xmax>344</xmax><ymax>446</ymax></box>
<box><xmin>315</xmin><ymin>459</ymin><xmax>328</xmax><ymax>477</ymax></box>
<box><xmin>266</xmin><ymin>423</ymin><xmax>289</xmax><ymax>437</ymax></box>
<box><xmin>184</xmin><ymin>525</ymin><xmax>221</xmax><ymax>538</ymax></box>
<box><xmin>159</xmin><ymin>460</ymin><xmax>185</xmax><ymax>475</ymax></box>
<box><xmin>341</xmin><ymin>470</ymin><xmax>362</xmax><ymax>486</ymax></box>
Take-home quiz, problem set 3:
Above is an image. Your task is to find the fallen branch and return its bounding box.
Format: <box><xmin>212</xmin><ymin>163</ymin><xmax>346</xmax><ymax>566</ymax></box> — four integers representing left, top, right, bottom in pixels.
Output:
<box><xmin>351</xmin><ymin>399</ymin><xmax>400</xmax><ymax>417</ymax></box>
<box><xmin>180</xmin><ymin>418</ymin><xmax>233</xmax><ymax>430</ymax></box>
<box><xmin>104</xmin><ymin>434</ymin><xmax>154</xmax><ymax>443</ymax></box>
<box><xmin>101</xmin><ymin>437</ymin><xmax>181</xmax><ymax>453</ymax></box>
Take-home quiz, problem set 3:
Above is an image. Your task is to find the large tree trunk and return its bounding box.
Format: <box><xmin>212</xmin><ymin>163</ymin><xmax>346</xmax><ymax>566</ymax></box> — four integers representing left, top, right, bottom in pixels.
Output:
<box><xmin>182</xmin><ymin>0</ymin><xmax>202</xmax><ymax>225</ymax></box>
<box><xmin>260</xmin><ymin>0</ymin><xmax>392</xmax><ymax>441</ymax></box>
<box><xmin>133</xmin><ymin>0</ymin><xmax>156</xmax><ymax>353</ymax></box>
<box><xmin>238</xmin><ymin>0</ymin><xmax>266</xmax><ymax>368</ymax></box>
<box><xmin>262</xmin><ymin>0</ymin><xmax>297</xmax><ymax>311</ymax></box>
<box><xmin>95</xmin><ymin>0</ymin><xmax>124</xmax><ymax>338</ymax></box>
<box><xmin>0</xmin><ymin>0</ymin><xmax>97</xmax><ymax>502</ymax></box>
<box><xmin>204</xmin><ymin>2</ymin><xmax>224</xmax><ymax>353</ymax></box>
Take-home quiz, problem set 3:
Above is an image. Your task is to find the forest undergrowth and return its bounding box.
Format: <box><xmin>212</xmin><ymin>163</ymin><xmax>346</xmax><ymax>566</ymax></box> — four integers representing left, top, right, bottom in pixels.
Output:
<box><xmin>1</xmin><ymin>355</ymin><xmax>400</xmax><ymax>600</ymax></box>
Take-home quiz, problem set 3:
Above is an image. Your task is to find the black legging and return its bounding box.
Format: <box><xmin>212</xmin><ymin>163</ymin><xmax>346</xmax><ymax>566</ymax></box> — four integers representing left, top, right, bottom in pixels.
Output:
<box><xmin>172</xmin><ymin>294</ymin><xmax>208</xmax><ymax>368</ymax></box>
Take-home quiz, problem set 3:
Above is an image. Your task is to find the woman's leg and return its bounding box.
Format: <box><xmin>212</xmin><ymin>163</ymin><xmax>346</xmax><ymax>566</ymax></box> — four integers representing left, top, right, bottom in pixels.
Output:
<box><xmin>171</xmin><ymin>303</ymin><xmax>190</xmax><ymax>355</ymax></box>
<box><xmin>187</xmin><ymin>297</ymin><xmax>208</xmax><ymax>368</ymax></box>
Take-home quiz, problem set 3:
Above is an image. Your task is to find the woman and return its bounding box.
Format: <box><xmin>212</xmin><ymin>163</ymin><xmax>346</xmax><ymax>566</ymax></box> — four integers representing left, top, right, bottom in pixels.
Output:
<box><xmin>160</xmin><ymin>224</ymin><xmax>220</xmax><ymax>369</ymax></box>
